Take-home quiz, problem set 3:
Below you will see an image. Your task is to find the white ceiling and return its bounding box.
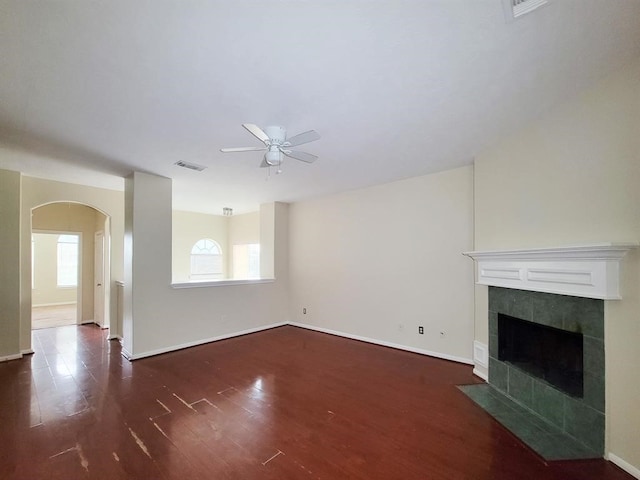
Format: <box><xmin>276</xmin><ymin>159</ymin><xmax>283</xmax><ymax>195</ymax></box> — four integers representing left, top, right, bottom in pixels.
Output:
<box><xmin>1</xmin><ymin>1</ymin><xmax>639</xmax><ymax>214</ymax></box>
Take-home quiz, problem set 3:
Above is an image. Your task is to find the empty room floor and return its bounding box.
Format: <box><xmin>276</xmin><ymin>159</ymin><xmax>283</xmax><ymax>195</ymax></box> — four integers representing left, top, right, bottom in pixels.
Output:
<box><xmin>32</xmin><ymin>304</ymin><xmax>77</xmax><ymax>329</ymax></box>
<box><xmin>0</xmin><ymin>325</ymin><xmax>633</xmax><ymax>479</ymax></box>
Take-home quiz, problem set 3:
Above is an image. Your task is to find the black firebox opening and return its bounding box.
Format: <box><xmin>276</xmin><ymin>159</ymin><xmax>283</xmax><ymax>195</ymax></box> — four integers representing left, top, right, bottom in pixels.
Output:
<box><xmin>498</xmin><ymin>313</ymin><xmax>583</xmax><ymax>397</ymax></box>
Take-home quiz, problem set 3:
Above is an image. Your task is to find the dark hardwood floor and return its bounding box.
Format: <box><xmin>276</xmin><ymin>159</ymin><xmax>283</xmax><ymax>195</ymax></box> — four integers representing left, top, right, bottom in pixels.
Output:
<box><xmin>0</xmin><ymin>324</ymin><xmax>633</xmax><ymax>479</ymax></box>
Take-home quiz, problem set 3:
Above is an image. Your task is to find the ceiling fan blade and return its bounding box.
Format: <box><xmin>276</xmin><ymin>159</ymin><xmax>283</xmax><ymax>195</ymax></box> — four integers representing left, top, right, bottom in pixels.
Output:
<box><xmin>285</xmin><ymin>130</ymin><xmax>320</xmax><ymax>147</ymax></box>
<box><xmin>220</xmin><ymin>146</ymin><xmax>267</xmax><ymax>153</ymax></box>
<box><xmin>283</xmin><ymin>149</ymin><xmax>318</xmax><ymax>163</ymax></box>
<box><xmin>242</xmin><ymin>123</ymin><xmax>270</xmax><ymax>144</ymax></box>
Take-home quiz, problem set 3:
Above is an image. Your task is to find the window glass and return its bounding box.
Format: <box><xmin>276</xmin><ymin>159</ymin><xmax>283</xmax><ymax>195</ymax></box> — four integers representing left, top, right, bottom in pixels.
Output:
<box><xmin>232</xmin><ymin>243</ymin><xmax>260</xmax><ymax>279</ymax></box>
<box><xmin>57</xmin><ymin>234</ymin><xmax>79</xmax><ymax>287</ymax></box>
<box><xmin>191</xmin><ymin>239</ymin><xmax>223</xmax><ymax>279</ymax></box>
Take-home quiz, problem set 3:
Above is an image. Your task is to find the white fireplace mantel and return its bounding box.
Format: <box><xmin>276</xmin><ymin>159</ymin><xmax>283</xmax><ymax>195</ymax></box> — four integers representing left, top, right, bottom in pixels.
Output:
<box><xmin>463</xmin><ymin>243</ymin><xmax>638</xmax><ymax>300</ymax></box>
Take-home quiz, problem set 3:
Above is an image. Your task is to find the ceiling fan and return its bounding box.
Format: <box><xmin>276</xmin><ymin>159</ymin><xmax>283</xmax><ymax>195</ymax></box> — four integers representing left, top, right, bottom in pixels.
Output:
<box><xmin>221</xmin><ymin>124</ymin><xmax>320</xmax><ymax>171</ymax></box>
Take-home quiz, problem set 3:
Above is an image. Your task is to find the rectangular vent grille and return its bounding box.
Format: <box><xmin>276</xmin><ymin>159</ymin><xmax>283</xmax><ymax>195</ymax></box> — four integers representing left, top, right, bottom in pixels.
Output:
<box><xmin>511</xmin><ymin>0</ymin><xmax>548</xmax><ymax>18</ymax></box>
<box><xmin>174</xmin><ymin>161</ymin><xmax>206</xmax><ymax>172</ymax></box>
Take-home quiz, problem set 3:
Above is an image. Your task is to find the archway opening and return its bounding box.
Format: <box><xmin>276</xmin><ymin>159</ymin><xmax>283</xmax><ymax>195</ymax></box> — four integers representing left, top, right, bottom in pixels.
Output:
<box><xmin>30</xmin><ymin>202</ymin><xmax>111</xmax><ymax>333</ymax></box>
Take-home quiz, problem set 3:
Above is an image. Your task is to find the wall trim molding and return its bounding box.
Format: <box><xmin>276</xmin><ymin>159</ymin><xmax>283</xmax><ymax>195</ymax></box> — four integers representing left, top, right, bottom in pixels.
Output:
<box><xmin>121</xmin><ymin>347</ymin><xmax>132</xmax><ymax>360</ymax></box>
<box><xmin>289</xmin><ymin>322</ymin><xmax>474</xmax><ymax>365</ymax></box>
<box><xmin>171</xmin><ymin>278</ymin><xmax>275</xmax><ymax>289</ymax></box>
<box><xmin>119</xmin><ymin>321</ymin><xmax>475</xmax><ymax>367</ymax></box>
<box><xmin>473</xmin><ymin>340</ymin><xmax>488</xmax><ymax>368</ymax></box>
<box><xmin>607</xmin><ymin>453</ymin><xmax>640</xmax><ymax>479</ymax></box>
<box><xmin>472</xmin><ymin>367</ymin><xmax>488</xmax><ymax>381</ymax></box>
<box><xmin>126</xmin><ymin>322</ymin><xmax>288</xmax><ymax>360</ymax></box>
<box><xmin>464</xmin><ymin>243</ymin><xmax>638</xmax><ymax>299</ymax></box>
<box><xmin>0</xmin><ymin>353</ymin><xmax>23</xmax><ymax>362</ymax></box>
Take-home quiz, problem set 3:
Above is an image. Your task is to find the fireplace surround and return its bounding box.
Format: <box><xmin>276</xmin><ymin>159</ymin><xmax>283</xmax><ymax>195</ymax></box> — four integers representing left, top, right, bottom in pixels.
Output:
<box><xmin>488</xmin><ymin>286</ymin><xmax>604</xmax><ymax>454</ymax></box>
<box><xmin>461</xmin><ymin>243</ymin><xmax>638</xmax><ymax>459</ymax></box>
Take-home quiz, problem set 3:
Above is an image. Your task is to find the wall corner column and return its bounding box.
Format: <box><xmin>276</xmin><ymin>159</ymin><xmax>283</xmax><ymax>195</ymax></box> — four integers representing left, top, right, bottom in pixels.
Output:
<box><xmin>0</xmin><ymin>169</ymin><xmax>22</xmax><ymax>359</ymax></box>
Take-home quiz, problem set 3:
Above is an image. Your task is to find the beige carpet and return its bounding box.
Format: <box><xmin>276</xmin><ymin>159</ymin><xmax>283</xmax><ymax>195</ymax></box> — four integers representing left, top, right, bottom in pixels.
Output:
<box><xmin>32</xmin><ymin>304</ymin><xmax>77</xmax><ymax>329</ymax></box>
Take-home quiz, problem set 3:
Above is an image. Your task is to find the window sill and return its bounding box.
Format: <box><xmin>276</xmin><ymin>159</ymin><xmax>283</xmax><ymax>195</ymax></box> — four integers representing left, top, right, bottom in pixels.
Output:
<box><xmin>171</xmin><ymin>278</ymin><xmax>275</xmax><ymax>289</ymax></box>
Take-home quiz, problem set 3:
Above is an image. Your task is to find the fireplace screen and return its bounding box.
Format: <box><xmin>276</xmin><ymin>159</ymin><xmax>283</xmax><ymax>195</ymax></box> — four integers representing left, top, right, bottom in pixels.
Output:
<box><xmin>498</xmin><ymin>313</ymin><xmax>583</xmax><ymax>397</ymax></box>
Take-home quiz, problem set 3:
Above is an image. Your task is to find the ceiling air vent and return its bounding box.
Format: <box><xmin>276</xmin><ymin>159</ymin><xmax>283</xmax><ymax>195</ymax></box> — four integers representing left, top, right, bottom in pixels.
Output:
<box><xmin>503</xmin><ymin>0</ymin><xmax>548</xmax><ymax>21</ymax></box>
<box><xmin>174</xmin><ymin>160</ymin><xmax>206</xmax><ymax>172</ymax></box>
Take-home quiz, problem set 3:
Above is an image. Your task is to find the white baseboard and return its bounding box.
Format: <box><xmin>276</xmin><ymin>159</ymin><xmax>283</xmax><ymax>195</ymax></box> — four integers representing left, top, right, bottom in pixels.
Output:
<box><xmin>21</xmin><ymin>349</ymin><xmax>34</xmax><ymax>356</ymax></box>
<box><xmin>126</xmin><ymin>322</ymin><xmax>288</xmax><ymax>361</ymax></box>
<box><xmin>289</xmin><ymin>322</ymin><xmax>473</xmax><ymax>365</ymax></box>
<box><xmin>80</xmin><ymin>320</ymin><xmax>110</xmax><ymax>330</ymax></box>
<box><xmin>0</xmin><ymin>353</ymin><xmax>23</xmax><ymax>362</ymax></box>
<box><xmin>108</xmin><ymin>334</ymin><xmax>122</xmax><ymax>341</ymax></box>
<box><xmin>473</xmin><ymin>367</ymin><xmax>488</xmax><ymax>381</ymax></box>
<box><xmin>608</xmin><ymin>453</ymin><xmax>640</xmax><ymax>479</ymax></box>
<box><xmin>119</xmin><ymin>321</ymin><xmax>474</xmax><ymax>369</ymax></box>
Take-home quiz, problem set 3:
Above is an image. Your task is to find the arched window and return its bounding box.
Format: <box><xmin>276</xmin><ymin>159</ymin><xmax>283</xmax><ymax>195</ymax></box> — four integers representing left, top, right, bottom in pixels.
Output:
<box><xmin>57</xmin><ymin>234</ymin><xmax>79</xmax><ymax>287</ymax></box>
<box><xmin>190</xmin><ymin>239</ymin><xmax>223</xmax><ymax>280</ymax></box>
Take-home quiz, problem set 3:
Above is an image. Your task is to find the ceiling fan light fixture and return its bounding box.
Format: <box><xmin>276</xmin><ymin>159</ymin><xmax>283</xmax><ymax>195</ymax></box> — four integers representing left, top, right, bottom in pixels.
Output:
<box><xmin>221</xmin><ymin>124</ymin><xmax>320</xmax><ymax>172</ymax></box>
<box><xmin>265</xmin><ymin>149</ymin><xmax>282</xmax><ymax>166</ymax></box>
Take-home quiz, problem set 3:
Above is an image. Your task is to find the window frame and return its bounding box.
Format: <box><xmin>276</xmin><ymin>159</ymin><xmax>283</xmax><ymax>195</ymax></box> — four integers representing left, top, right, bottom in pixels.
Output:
<box><xmin>190</xmin><ymin>238</ymin><xmax>224</xmax><ymax>280</ymax></box>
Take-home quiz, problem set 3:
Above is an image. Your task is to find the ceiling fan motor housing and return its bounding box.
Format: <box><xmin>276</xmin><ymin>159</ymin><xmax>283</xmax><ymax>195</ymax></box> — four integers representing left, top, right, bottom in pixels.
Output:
<box><xmin>264</xmin><ymin>125</ymin><xmax>286</xmax><ymax>145</ymax></box>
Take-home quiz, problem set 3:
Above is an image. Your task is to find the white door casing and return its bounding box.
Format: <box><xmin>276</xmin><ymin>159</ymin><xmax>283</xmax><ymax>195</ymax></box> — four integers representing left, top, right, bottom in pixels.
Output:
<box><xmin>94</xmin><ymin>231</ymin><xmax>105</xmax><ymax>327</ymax></box>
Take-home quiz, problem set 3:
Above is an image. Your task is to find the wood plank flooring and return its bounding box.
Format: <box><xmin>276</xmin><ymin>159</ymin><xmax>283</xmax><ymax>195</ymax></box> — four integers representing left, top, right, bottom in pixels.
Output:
<box><xmin>32</xmin><ymin>303</ymin><xmax>77</xmax><ymax>329</ymax></box>
<box><xmin>0</xmin><ymin>325</ymin><xmax>633</xmax><ymax>479</ymax></box>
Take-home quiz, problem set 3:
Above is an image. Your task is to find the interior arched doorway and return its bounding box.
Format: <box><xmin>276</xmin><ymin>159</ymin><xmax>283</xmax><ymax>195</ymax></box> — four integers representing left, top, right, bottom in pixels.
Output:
<box><xmin>30</xmin><ymin>202</ymin><xmax>112</xmax><ymax>334</ymax></box>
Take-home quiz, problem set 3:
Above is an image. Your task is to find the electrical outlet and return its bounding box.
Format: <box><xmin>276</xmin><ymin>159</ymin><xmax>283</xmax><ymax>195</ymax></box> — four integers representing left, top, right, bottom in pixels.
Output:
<box><xmin>418</xmin><ymin>326</ymin><xmax>424</xmax><ymax>334</ymax></box>
<box><xmin>303</xmin><ymin>308</ymin><xmax>307</xmax><ymax>314</ymax></box>
<box><xmin>440</xmin><ymin>331</ymin><xmax>445</xmax><ymax>338</ymax></box>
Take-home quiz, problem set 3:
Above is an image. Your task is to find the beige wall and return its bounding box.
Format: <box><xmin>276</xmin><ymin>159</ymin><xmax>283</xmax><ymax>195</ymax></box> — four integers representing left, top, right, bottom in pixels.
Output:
<box><xmin>32</xmin><ymin>233</ymin><xmax>77</xmax><ymax>306</ymax></box>
<box><xmin>124</xmin><ymin>172</ymin><xmax>289</xmax><ymax>358</ymax></box>
<box><xmin>288</xmin><ymin>165</ymin><xmax>475</xmax><ymax>363</ymax></box>
<box><xmin>229</xmin><ymin>211</ymin><xmax>260</xmax><ymax>279</ymax></box>
<box><xmin>229</xmin><ymin>211</ymin><xmax>260</xmax><ymax>245</ymax></box>
<box><xmin>21</xmin><ymin>177</ymin><xmax>125</xmax><ymax>350</ymax></box>
<box><xmin>473</xmin><ymin>59</ymin><xmax>640</xmax><ymax>470</ymax></box>
<box><xmin>172</xmin><ymin>211</ymin><xmax>229</xmax><ymax>282</ymax></box>
<box><xmin>0</xmin><ymin>169</ymin><xmax>21</xmax><ymax>358</ymax></box>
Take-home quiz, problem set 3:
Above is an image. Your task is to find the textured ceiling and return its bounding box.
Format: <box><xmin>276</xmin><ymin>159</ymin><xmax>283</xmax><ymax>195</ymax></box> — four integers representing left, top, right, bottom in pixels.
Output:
<box><xmin>1</xmin><ymin>1</ymin><xmax>639</xmax><ymax>214</ymax></box>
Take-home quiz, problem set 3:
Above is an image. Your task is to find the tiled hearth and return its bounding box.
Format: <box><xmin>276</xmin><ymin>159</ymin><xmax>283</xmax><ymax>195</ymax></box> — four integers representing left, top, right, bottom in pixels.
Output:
<box><xmin>461</xmin><ymin>286</ymin><xmax>605</xmax><ymax>460</ymax></box>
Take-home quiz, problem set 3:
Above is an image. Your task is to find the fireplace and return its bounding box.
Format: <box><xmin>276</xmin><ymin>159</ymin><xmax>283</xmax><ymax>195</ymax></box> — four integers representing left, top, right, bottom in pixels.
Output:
<box><xmin>461</xmin><ymin>244</ymin><xmax>637</xmax><ymax>460</ymax></box>
<box><xmin>488</xmin><ymin>287</ymin><xmax>604</xmax><ymax>454</ymax></box>
<box><xmin>498</xmin><ymin>313</ymin><xmax>583</xmax><ymax>397</ymax></box>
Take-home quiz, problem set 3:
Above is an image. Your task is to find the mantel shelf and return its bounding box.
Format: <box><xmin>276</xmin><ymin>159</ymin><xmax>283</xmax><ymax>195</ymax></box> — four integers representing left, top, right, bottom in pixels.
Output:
<box><xmin>463</xmin><ymin>243</ymin><xmax>638</xmax><ymax>300</ymax></box>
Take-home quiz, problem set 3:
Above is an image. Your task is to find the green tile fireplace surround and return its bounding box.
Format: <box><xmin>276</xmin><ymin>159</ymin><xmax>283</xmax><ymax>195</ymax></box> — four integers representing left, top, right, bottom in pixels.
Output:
<box><xmin>465</xmin><ymin>287</ymin><xmax>605</xmax><ymax>460</ymax></box>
